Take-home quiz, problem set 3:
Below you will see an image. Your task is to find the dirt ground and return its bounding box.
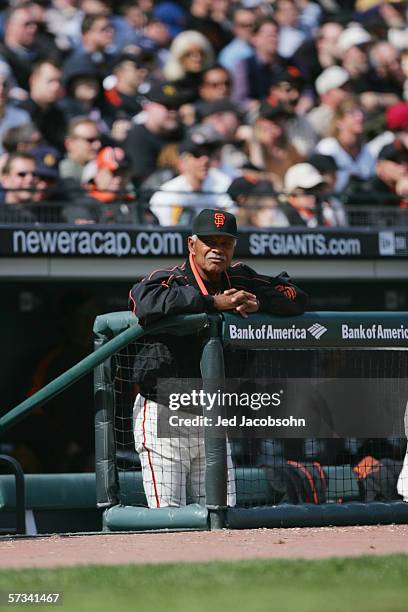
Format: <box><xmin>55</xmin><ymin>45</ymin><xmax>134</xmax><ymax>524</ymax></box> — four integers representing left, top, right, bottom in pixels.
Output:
<box><xmin>1</xmin><ymin>525</ymin><xmax>408</xmax><ymax>569</ymax></box>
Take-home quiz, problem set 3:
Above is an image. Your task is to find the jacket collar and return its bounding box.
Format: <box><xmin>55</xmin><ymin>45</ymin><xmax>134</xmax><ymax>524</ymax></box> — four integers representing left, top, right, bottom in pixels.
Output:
<box><xmin>184</xmin><ymin>256</ymin><xmax>231</xmax><ymax>296</ymax></box>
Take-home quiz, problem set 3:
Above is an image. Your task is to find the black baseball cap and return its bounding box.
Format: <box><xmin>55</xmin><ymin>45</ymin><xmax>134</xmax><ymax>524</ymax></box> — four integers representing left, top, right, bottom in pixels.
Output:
<box><xmin>378</xmin><ymin>140</ymin><xmax>408</xmax><ymax>164</ymax></box>
<box><xmin>179</xmin><ymin>125</ymin><xmax>224</xmax><ymax>155</ymax></box>
<box><xmin>227</xmin><ymin>177</ymin><xmax>276</xmax><ymax>201</ymax></box>
<box><xmin>271</xmin><ymin>65</ymin><xmax>304</xmax><ymax>89</ymax></box>
<box><xmin>308</xmin><ymin>153</ymin><xmax>338</xmax><ymax>174</ymax></box>
<box><xmin>145</xmin><ymin>81</ymin><xmax>187</xmax><ymax>109</ymax></box>
<box><xmin>258</xmin><ymin>96</ymin><xmax>293</xmax><ymax>121</ymax></box>
<box><xmin>192</xmin><ymin>209</ymin><xmax>238</xmax><ymax>239</ymax></box>
<box><xmin>114</xmin><ymin>50</ymin><xmax>154</xmax><ymax>69</ymax></box>
<box><xmin>198</xmin><ymin>99</ymin><xmax>241</xmax><ymax>121</ymax></box>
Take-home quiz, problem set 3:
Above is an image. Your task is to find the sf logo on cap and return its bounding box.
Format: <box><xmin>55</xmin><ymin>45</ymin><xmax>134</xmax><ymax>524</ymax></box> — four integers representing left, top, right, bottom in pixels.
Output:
<box><xmin>214</xmin><ymin>212</ymin><xmax>225</xmax><ymax>228</ymax></box>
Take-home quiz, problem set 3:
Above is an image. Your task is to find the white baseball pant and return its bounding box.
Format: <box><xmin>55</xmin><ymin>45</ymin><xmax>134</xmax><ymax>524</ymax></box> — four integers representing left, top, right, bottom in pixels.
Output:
<box><xmin>133</xmin><ymin>394</ymin><xmax>236</xmax><ymax>508</ymax></box>
<box><xmin>397</xmin><ymin>401</ymin><xmax>408</xmax><ymax>501</ymax></box>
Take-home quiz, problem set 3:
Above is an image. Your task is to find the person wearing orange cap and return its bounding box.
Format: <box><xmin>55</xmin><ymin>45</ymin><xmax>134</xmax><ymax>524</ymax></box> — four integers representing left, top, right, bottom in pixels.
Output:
<box><xmin>62</xmin><ymin>146</ymin><xmax>135</xmax><ymax>224</ymax></box>
<box><xmin>82</xmin><ymin>146</ymin><xmax>130</xmax><ymax>203</ymax></box>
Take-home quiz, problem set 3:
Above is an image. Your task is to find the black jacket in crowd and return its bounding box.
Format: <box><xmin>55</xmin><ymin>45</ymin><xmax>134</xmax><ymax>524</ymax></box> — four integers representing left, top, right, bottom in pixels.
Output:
<box><xmin>128</xmin><ymin>257</ymin><xmax>308</xmax><ymax>399</ymax></box>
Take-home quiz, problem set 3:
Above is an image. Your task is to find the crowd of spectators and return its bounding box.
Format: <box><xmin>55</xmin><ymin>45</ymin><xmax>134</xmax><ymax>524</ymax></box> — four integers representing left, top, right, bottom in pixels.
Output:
<box><xmin>0</xmin><ymin>0</ymin><xmax>406</xmax><ymax>228</ymax></box>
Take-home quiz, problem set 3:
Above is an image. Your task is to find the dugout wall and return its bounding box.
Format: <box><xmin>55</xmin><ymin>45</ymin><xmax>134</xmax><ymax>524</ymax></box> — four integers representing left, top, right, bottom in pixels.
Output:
<box><xmin>94</xmin><ymin>311</ymin><xmax>408</xmax><ymax>532</ymax></box>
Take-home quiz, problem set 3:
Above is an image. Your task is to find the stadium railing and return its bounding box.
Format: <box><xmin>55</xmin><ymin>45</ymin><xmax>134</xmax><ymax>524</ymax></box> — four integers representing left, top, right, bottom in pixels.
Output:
<box><xmin>1</xmin><ymin>311</ymin><xmax>408</xmax><ymax>532</ymax></box>
<box><xmin>0</xmin><ymin>189</ymin><xmax>407</xmax><ymax>227</ymax></box>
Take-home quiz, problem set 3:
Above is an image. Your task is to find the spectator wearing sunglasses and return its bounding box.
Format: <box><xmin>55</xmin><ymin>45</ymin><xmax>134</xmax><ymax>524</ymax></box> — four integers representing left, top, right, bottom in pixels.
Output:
<box><xmin>59</xmin><ymin>117</ymin><xmax>102</xmax><ymax>190</ymax></box>
<box><xmin>198</xmin><ymin>65</ymin><xmax>232</xmax><ymax>103</ymax></box>
<box><xmin>0</xmin><ymin>152</ymin><xmax>38</xmax><ymax>222</ymax></box>
<box><xmin>191</xmin><ymin>64</ymin><xmax>233</xmax><ymax>124</ymax></box>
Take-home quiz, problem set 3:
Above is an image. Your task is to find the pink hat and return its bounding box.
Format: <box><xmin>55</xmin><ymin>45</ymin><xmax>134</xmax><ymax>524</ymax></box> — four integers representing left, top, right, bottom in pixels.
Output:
<box><xmin>386</xmin><ymin>102</ymin><xmax>408</xmax><ymax>131</ymax></box>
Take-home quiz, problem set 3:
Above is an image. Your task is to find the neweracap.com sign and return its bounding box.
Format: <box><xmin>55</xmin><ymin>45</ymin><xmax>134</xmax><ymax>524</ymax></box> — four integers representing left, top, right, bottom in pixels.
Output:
<box><xmin>1</xmin><ymin>226</ymin><xmax>407</xmax><ymax>259</ymax></box>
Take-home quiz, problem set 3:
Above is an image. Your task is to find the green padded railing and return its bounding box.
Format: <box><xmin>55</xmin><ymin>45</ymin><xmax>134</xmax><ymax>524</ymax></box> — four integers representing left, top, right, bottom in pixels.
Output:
<box><xmin>0</xmin><ymin>313</ymin><xmax>209</xmax><ymax>433</ymax></box>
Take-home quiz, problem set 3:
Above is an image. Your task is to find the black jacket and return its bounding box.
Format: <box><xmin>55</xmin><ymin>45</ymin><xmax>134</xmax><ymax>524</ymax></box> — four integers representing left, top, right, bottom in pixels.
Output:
<box><xmin>128</xmin><ymin>258</ymin><xmax>308</xmax><ymax>398</ymax></box>
<box><xmin>130</xmin><ymin>258</ymin><xmax>307</xmax><ymax>325</ymax></box>
<box><xmin>19</xmin><ymin>98</ymin><xmax>67</xmax><ymax>152</ymax></box>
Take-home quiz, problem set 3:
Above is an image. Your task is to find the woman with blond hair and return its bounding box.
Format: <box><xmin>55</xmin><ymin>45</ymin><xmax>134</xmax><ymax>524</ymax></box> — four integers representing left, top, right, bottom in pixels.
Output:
<box><xmin>162</xmin><ymin>30</ymin><xmax>215</xmax><ymax>100</ymax></box>
<box><xmin>315</xmin><ymin>97</ymin><xmax>375</xmax><ymax>192</ymax></box>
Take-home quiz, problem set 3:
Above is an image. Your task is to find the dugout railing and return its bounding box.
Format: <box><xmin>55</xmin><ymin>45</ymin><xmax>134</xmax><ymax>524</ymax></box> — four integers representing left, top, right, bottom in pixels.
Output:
<box><xmin>1</xmin><ymin>310</ymin><xmax>408</xmax><ymax>532</ymax></box>
<box><xmin>93</xmin><ymin>310</ymin><xmax>408</xmax><ymax>532</ymax></box>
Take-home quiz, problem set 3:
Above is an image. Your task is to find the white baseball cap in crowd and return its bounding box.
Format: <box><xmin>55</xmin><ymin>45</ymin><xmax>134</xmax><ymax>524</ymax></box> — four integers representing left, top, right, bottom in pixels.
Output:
<box><xmin>315</xmin><ymin>66</ymin><xmax>349</xmax><ymax>96</ymax></box>
<box><xmin>337</xmin><ymin>25</ymin><xmax>372</xmax><ymax>53</ymax></box>
<box><xmin>284</xmin><ymin>163</ymin><xmax>325</xmax><ymax>193</ymax></box>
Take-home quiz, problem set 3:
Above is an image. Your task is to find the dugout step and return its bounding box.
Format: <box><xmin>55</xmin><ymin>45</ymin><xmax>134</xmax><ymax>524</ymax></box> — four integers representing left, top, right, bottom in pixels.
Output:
<box><xmin>103</xmin><ymin>503</ymin><xmax>209</xmax><ymax>532</ymax></box>
<box><xmin>226</xmin><ymin>502</ymin><xmax>408</xmax><ymax>529</ymax></box>
<box><xmin>0</xmin><ymin>473</ymin><xmax>102</xmax><ymax>534</ymax></box>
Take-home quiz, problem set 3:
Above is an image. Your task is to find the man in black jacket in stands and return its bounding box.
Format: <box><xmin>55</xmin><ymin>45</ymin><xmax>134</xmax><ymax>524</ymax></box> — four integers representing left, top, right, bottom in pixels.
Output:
<box><xmin>129</xmin><ymin>209</ymin><xmax>308</xmax><ymax>509</ymax></box>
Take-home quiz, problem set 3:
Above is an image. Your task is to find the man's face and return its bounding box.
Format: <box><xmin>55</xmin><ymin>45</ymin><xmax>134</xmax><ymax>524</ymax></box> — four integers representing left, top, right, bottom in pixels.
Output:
<box><xmin>94</xmin><ymin>167</ymin><xmax>128</xmax><ymax>192</ymax></box>
<box><xmin>199</xmin><ymin>68</ymin><xmax>231</xmax><ymax>101</ymax></box>
<box><xmin>181</xmin><ymin>148</ymin><xmax>213</xmax><ymax>182</ymax></box>
<box><xmin>70</xmin><ymin>76</ymin><xmax>100</xmax><ymax>103</ymax></box>
<box><xmin>270</xmin><ymin>80</ymin><xmax>300</xmax><ymax>108</ymax></box>
<box><xmin>275</xmin><ymin>0</ymin><xmax>298</xmax><ymax>28</ymax></box>
<box><xmin>188</xmin><ymin>234</ymin><xmax>235</xmax><ymax>279</ymax></box>
<box><xmin>146</xmin><ymin>101</ymin><xmax>179</xmax><ymax>133</ymax></box>
<box><xmin>342</xmin><ymin>45</ymin><xmax>369</xmax><ymax>73</ymax></box>
<box><xmin>7</xmin><ymin>8</ymin><xmax>37</xmax><ymax>47</ymax></box>
<box><xmin>144</xmin><ymin>20</ymin><xmax>171</xmax><ymax>47</ymax></box>
<box><xmin>66</xmin><ymin>122</ymin><xmax>101</xmax><ymax>164</ymax></box>
<box><xmin>203</xmin><ymin>112</ymin><xmax>239</xmax><ymax>139</ymax></box>
<box><xmin>317</xmin><ymin>22</ymin><xmax>343</xmax><ymax>58</ymax></box>
<box><xmin>337</xmin><ymin>105</ymin><xmax>364</xmax><ymax>137</ymax></box>
<box><xmin>325</xmin><ymin>84</ymin><xmax>349</xmax><ymax>107</ymax></box>
<box><xmin>124</xmin><ymin>5</ymin><xmax>146</xmax><ymax>29</ymax></box>
<box><xmin>2</xmin><ymin>157</ymin><xmax>38</xmax><ymax>204</ymax></box>
<box><xmin>86</xmin><ymin>16</ymin><xmax>113</xmax><ymax>49</ymax></box>
<box><xmin>256</xmin><ymin>117</ymin><xmax>284</xmax><ymax>146</ymax></box>
<box><xmin>233</xmin><ymin>9</ymin><xmax>255</xmax><ymax>42</ymax></box>
<box><xmin>117</xmin><ymin>60</ymin><xmax>147</xmax><ymax>90</ymax></box>
<box><xmin>373</xmin><ymin>43</ymin><xmax>403</xmax><ymax>80</ymax></box>
<box><xmin>252</xmin><ymin>23</ymin><xmax>278</xmax><ymax>57</ymax></box>
<box><xmin>288</xmin><ymin>189</ymin><xmax>317</xmax><ymax>211</ymax></box>
<box><xmin>30</xmin><ymin>63</ymin><xmax>62</xmax><ymax>104</ymax></box>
